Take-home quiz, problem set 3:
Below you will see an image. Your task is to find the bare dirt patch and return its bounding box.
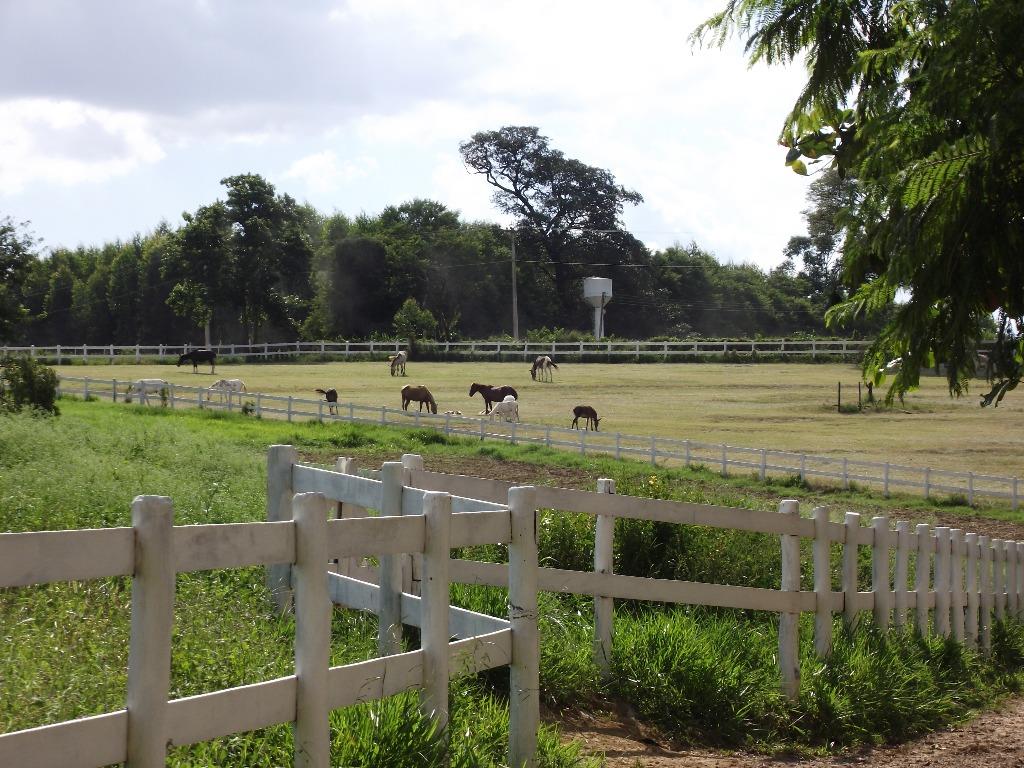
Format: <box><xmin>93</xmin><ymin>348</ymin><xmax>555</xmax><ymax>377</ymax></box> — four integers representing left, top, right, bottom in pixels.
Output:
<box><xmin>556</xmin><ymin>697</ymin><xmax>1024</xmax><ymax>768</ymax></box>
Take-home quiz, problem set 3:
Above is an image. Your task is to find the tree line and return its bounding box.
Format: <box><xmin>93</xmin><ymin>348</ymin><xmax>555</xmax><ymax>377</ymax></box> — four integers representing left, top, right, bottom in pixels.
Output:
<box><xmin>2</xmin><ymin>129</ymin><xmax>881</xmax><ymax>349</ymax></box>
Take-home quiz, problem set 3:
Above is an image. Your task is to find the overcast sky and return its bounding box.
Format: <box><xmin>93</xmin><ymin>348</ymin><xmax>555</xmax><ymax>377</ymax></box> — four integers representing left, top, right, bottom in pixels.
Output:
<box><xmin>0</xmin><ymin>0</ymin><xmax>813</xmax><ymax>270</ymax></box>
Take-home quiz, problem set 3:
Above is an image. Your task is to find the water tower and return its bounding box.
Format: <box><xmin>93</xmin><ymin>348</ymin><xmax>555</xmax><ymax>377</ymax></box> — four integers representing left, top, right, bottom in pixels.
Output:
<box><xmin>582</xmin><ymin>277</ymin><xmax>612</xmax><ymax>340</ymax></box>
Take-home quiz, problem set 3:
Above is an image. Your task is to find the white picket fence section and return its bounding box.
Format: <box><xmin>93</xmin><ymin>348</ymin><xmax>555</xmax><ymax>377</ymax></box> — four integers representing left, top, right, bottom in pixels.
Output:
<box><xmin>0</xmin><ymin>452</ymin><xmax>541</xmax><ymax>768</ymax></box>
<box><xmin>57</xmin><ymin>375</ymin><xmax>1022</xmax><ymax>509</ymax></box>
<box><xmin>5</xmin><ymin>337</ymin><xmax>874</xmax><ymax>362</ymax></box>
<box><xmin>4</xmin><ymin>447</ymin><xmax>1023</xmax><ymax>765</ymax></box>
<box><xmin>284</xmin><ymin>450</ymin><xmax>1024</xmax><ymax>705</ymax></box>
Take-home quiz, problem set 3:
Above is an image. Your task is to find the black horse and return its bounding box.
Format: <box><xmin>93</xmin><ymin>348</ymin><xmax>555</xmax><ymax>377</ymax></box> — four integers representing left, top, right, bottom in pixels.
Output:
<box><xmin>177</xmin><ymin>349</ymin><xmax>217</xmax><ymax>374</ymax></box>
<box><xmin>469</xmin><ymin>383</ymin><xmax>518</xmax><ymax>414</ymax></box>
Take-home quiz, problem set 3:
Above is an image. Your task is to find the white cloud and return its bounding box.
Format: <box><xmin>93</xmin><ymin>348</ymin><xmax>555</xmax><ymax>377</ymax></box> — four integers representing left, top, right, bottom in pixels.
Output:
<box><xmin>0</xmin><ymin>99</ymin><xmax>164</xmax><ymax>194</ymax></box>
<box><xmin>282</xmin><ymin>151</ymin><xmax>377</xmax><ymax>194</ymax></box>
<box><xmin>0</xmin><ymin>1</ymin><xmax>817</xmax><ymax>268</ymax></box>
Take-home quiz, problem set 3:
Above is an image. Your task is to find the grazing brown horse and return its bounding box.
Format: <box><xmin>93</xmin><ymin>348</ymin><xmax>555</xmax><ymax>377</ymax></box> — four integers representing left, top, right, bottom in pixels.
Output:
<box><xmin>571</xmin><ymin>405</ymin><xmax>600</xmax><ymax>431</ymax></box>
<box><xmin>530</xmin><ymin>355</ymin><xmax>558</xmax><ymax>382</ymax></box>
<box><xmin>469</xmin><ymin>383</ymin><xmax>518</xmax><ymax>414</ymax></box>
<box><xmin>401</xmin><ymin>385</ymin><xmax>437</xmax><ymax>414</ymax></box>
<box><xmin>315</xmin><ymin>388</ymin><xmax>339</xmax><ymax>415</ymax></box>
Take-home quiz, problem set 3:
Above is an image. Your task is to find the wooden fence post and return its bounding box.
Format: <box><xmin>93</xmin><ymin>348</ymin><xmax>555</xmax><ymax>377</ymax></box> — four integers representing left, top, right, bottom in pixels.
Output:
<box><xmin>980</xmin><ymin>535</ymin><xmax>992</xmax><ymax>652</ymax></box>
<box><xmin>871</xmin><ymin>516</ymin><xmax>891</xmax><ymax>632</ymax></box>
<box><xmin>508</xmin><ymin>485</ymin><xmax>539</xmax><ymax>768</ymax></box>
<box><xmin>293</xmin><ymin>492</ymin><xmax>331</xmax><ymax>768</ymax></box>
<box><xmin>1006</xmin><ymin>540</ymin><xmax>1018</xmax><ymax>619</ymax></box>
<box><xmin>1017</xmin><ymin>542</ymin><xmax>1024</xmax><ymax>620</ymax></box>
<box><xmin>993</xmin><ymin>539</ymin><xmax>1005</xmax><ymax>621</ymax></box>
<box><xmin>812</xmin><ymin>505</ymin><xmax>832</xmax><ymax>657</ymax></box>
<box><xmin>843</xmin><ymin>512</ymin><xmax>861</xmax><ymax>628</ymax></box>
<box><xmin>334</xmin><ymin>457</ymin><xmax>365</xmax><ymax>576</ymax></box>
<box><xmin>893</xmin><ymin>520</ymin><xmax>911</xmax><ymax>628</ymax></box>
<box><xmin>420</xmin><ymin>491</ymin><xmax>452</xmax><ymax>731</ymax></box>
<box><xmin>379</xmin><ymin>461</ymin><xmax>404</xmax><ymax>655</ymax></box>
<box><xmin>915</xmin><ymin>524</ymin><xmax>932</xmax><ymax>635</ymax></box>
<box><xmin>950</xmin><ymin>529</ymin><xmax>965</xmax><ymax>642</ymax></box>
<box><xmin>402</xmin><ymin>454</ymin><xmax>426</xmax><ymax>596</ymax></box>
<box><xmin>126</xmin><ymin>495</ymin><xmax>175</xmax><ymax>768</ymax></box>
<box><xmin>267</xmin><ymin>445</ymin><xmax>298</xmax><ymax>613</ymax></box>
<box><xmin>593</xmin><ymin>478</ymin><xmax>616</xmax><ymax>677</ymax></box>
<box><xmin>779</xmin><ymin>499</ymin><xmax>801</xmax><ymax>701</ymax></box>
<box><xmin>965</xmin><ymin>532</ymin><xmax>979</xmax><ymax>648</ymax></box>
<box><xmin>934</xmin><ymin>527</ymin><xmax>951</xmax><ymax>638</ymax></box>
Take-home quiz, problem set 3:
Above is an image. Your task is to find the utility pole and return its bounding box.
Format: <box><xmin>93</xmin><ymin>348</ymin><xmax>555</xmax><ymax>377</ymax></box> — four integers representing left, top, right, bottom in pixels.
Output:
<box><xmin>510</xmin><ymin>229</ymin><xmax>519</xmax><ymax>341</ymax></box>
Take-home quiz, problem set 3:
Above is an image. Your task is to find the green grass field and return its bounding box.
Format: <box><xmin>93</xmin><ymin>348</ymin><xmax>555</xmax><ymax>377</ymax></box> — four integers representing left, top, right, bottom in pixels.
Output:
<box><xmin>5</xmin><ymin>400</ymin><xmax>1024</xmax><ymax>764</ymax></box>
<box><xmin>54</xmin><ymin>360</ymin><xmax>1024</xmax><ymax>479</ymax></box>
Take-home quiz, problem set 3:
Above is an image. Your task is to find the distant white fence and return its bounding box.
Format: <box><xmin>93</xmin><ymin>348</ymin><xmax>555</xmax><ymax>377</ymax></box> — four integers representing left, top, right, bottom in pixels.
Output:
<box><xmin>5</xmin><ymin>337</ymin><xmax>874</xmax><ymax>362</ymax></box>
<box><xmin>0</xmin><ymin>451</ymin><xmax>541</xmax><ymax>768</ymax></box>
<box><xmin>57</xmin><ymin>375</ymin><xmax>1022</xmax><ymax>510</ymax></box>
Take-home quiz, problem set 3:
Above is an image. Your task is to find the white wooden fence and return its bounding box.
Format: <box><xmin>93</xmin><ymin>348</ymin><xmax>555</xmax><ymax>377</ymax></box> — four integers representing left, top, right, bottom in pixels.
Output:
<box><xmin>276</xmin><ymin>451</ymin><xmax>1024</xmax><ymax>705</ymax></box>
<box><xmin>0</xmin><ymin>451</ymin><xmax>541</xmax><ymax>768</ymax></box>
<box><xmin>5</xmin><ymin>337</ymin><xmax>875</xmax><ymax>362</ymax></box>
<box><xmin>57</xmin><ymin>375</ymin><xmax>1022</xmax><ymax>509</ymax></box>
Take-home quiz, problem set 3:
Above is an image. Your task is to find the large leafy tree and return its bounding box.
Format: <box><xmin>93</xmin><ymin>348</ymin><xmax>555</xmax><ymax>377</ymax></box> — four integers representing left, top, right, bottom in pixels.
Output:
<box><xmin>164</xmin><ymin>202</ymin><xmax>232</xmax><ymax>347</ymax></box>
<box><xmin>694</xmin><ymin>0</ymin><xmax>1024</xmax><ymax>404</ymax></box>
<box><xmin>460</xmin><ymin>126</ymin><xmax>644</xmax><ymax>318</ymax></box>
<box><xmin>0</xmin><ymin>216</ymin><xmax>36</xmax><ymax>343</ymax></box>
<box><xmin>222</xmin><ymin>174</ymin><xmax>314</xmax><ymax>343</ymax></box>
<box><xmin>782</xmin><ymin>168</ymin><xmax>858</xmax><ymax>312</ymax></box>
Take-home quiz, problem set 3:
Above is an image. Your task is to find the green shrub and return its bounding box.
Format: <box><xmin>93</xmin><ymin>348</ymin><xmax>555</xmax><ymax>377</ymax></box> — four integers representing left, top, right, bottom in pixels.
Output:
<box><xmin>0</xmin><ymin>356</ymin><xmax>59</xmax><ymax>414</ymax></box>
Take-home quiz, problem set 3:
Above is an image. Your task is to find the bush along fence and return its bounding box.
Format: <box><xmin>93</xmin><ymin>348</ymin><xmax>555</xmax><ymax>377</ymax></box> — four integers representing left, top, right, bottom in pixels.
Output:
<box><xmin>0</xmin><ymin>449</ymin><xmax>541</xmax><ymax>768</ymax></box>
<box><xmin>282</xmin><ymin>450</ymin><xmax>1024</xmax><ymax>705</ymax></box>
<box><xmin>57</xmin><ymin>375</ymin><xmax>1022</xmax><ymax>510</ymax></box>
<box><xmin>5</xmin><ymin>337</ymin><xmax>876</xmax><ymax>363</ymax></box>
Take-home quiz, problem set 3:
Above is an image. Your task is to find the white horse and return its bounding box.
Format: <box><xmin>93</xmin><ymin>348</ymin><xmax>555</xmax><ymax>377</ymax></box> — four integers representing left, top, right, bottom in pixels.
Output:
<box><xmin>389</xmin><ymin>350</ymin><xmax>407</xmax><ymax>377</ymax></box>
<box><xmin>125</xmin><ymin>379</ymin><xmax>168</xmax><ymax>405</ymax></box>
<box><xmin>206</xmin><ymin>378</ymin><xmax>247</xmax><ymax>403</ymax></box>
<box><xmin>489</xmin><ymin>394</ymin><xmax>520</xmax><ymax>423</ymax></box>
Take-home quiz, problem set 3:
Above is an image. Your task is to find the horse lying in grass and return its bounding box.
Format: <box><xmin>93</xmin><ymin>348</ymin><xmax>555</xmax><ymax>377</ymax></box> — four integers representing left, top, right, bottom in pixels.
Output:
<box><xmin>126</xmin><ymin>379</ymin><xmax>168</xmax><ymax>405</ymax></box>
<box><xmin>469</xmin><ymin>383</ymin><xmax>518</xmax><ymax>414</ymax></box>
<box><xmin>402</xmin><ymin>385</ymin><xmax>437</xmax><ymax>414</ymax></box>
<box><xmin>177</xmin><ymin>349</ymin><xmax>217</xmax><ymax>374</ymax></box>
<box><xmin>530</xmin><ymin>356</ymin><xmax>558</xmax><ymax>382</ymax></box>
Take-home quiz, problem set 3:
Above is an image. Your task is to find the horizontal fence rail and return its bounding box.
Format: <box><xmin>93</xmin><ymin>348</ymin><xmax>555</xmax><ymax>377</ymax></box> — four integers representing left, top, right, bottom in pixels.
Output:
<box><xmin>284</xmin><ymin>452</ymin><xmax>1024</xmax><ymax>705</ymax></box>
<box><xmin>5</xmin><ymin>337</ymin><xmax>882</xmax><ymax>362</ymax></box>
<box><xmin>57</xmin><ymin>375</ymin><xmax>1021</xmax><ymax>510</ymax></box>
<box><xmin>0</xmin><ymin>456</ymin><xmax>542</xmax><ymax>768</ymax></box>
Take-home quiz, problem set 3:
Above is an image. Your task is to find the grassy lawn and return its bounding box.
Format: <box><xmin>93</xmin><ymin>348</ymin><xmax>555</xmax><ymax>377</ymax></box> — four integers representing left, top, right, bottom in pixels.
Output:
<box><xmin>52</xmin><ymin>360</ymin><xmax>1024</xmax><ymax>479</ymax></box>
<box><xmin>4</xmin><ymin>400</ymin><xmax>1024</xmax><ymax>764</ymax></box>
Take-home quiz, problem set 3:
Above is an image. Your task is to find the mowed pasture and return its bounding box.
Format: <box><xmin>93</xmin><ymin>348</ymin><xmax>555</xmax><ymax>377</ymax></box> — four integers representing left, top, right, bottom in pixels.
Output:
<box><xmin>54</xmin><ymin>360</ymin><xmax>1024</xmax><ymax>479</ymax></box>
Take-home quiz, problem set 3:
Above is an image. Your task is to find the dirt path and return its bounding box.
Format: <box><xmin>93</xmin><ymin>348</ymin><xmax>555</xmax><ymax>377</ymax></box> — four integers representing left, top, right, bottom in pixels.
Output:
<box><xmin>557</xmin><ymin>697</ymin><xmax>1024</xmax><ymax>767</ymax></box>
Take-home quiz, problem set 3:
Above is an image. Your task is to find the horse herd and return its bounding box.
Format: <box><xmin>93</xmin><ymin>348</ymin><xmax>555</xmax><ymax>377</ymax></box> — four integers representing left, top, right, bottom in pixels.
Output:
<box><xmin>120</xmin><ymin>350</ymin><xmax>603</xmax><ymax>430</ymax></box>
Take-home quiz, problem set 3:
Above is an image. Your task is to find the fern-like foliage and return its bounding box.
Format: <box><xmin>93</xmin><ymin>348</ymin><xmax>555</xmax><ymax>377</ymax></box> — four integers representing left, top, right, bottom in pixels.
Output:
<box><xmin>899</xmin><ymin>137</ymin><xmax>987</xmax><ymax>209</ymax></box>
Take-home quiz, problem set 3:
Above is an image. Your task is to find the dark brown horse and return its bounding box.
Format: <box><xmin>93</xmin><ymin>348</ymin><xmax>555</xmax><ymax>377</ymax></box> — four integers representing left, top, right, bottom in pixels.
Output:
<box><xmin>469</xmin><ymin>383</ymin><xmax>518</xmax><ymax>414</ymax></box>
<box><xmin>315</xmin><ymin>388</ymin><xmax>338</xmax><ymax>415</ymax></box>
<box><xmin>571</xmin><ymin>405</ymin><xmax>600</xmax><ymax>431</ymax></box>
<box><xmin>401</xmin><ymin>385</ymin><xmax>437</xmax><ymax>414</ymax></box>
<box><xmin>177</xmin><ymin>349</ymin><xmax>216</xmax><ymax>373</ymax></box>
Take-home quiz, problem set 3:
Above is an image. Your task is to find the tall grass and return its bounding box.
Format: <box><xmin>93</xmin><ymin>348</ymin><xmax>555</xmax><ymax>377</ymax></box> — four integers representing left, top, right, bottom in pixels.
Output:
<box><xmin>4</xmin><ymin>400</ymin><xmax>1024</xmax><ymax>761</ymax></box>
<box><xmin>0</xmin><ymin>405</ymin><xmax>598</xmax><ymax>767</ymax></box>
